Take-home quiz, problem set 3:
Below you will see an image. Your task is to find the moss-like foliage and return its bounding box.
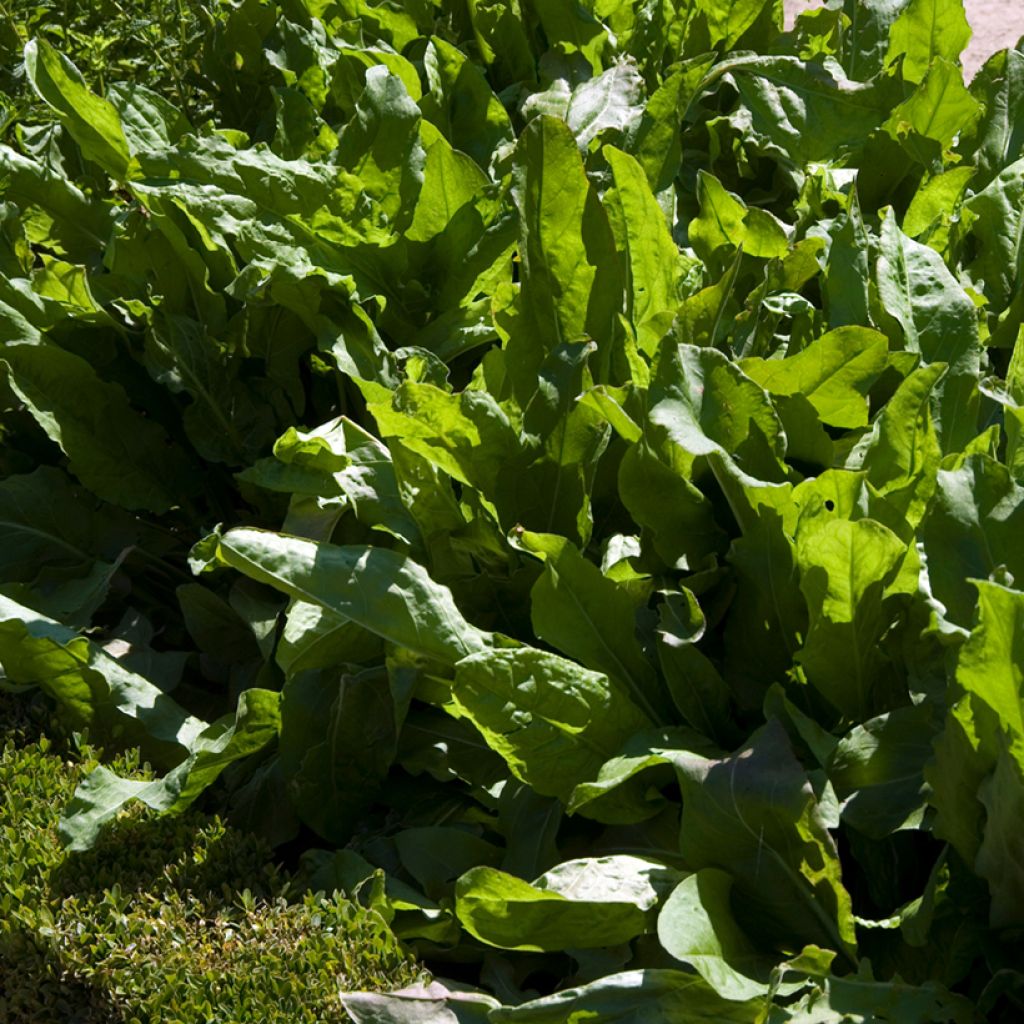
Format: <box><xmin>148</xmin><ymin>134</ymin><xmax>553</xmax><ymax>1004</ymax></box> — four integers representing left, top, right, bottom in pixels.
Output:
<box><xmin>0</xmin><ymin>692</ymin><xmax>421</xmax><ymax>1023</ymax></box>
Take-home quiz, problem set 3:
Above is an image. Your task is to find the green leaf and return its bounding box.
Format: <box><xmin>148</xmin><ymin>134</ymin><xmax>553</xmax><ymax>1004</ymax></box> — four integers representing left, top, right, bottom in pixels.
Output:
<box><xmin>673</xmin><ymin>719</ymin><xmax>857</xmax><ymax>960</ymax></box>
<box><xmin>455</xmin><ymin>855</ymin><xmax>677</xmax><ymax>951</ymax></box>
<box><xmin>958</xmin><ymin>48</ymin><xmax>1024</xmax><ymax>188</ymax></box>
<box><xmin>885</xmin><ymin>58</ymin><xmax>980</xmax><ymax>151</ymax></box>
<box><xmin>419</xmin><ymin>37</ymin><xmax>513</xmax><ymax>171</ymax></box>
<box><xmin>965</xmin><ymin>156</ymin><xmax>1024</xmax><ymax>314</ymax></box>
<box><xmin>848</xmin><ymin>362</ymin><xmax>944</xmax><ymax>528</ymax></box>
<box><xmin>23</xmin><ymin>40</ymin><xmax>133</xmax><ymax>180</ymax></box>
<box><xmin>929</xmin><ymin>581</ymin><xmax>1024</xmax><ymax>926</ymax></box>
<box><xmin>829</xmin><ymin>704</ymin><xmax>936</xmax><ymax>838</ymax></box>
<box><xmin>603</xmin><ymin>145</ymin><xmax>684</xmax><ymax>355</ymax></box>
<box><xmin>740</xmin><ymin>326</ymin><xmax>887</xmax><ymax>429</ymax></box>
<box><xmin>688</xmin><ymin>170</ymin><xmax>789</xmax><ymax>264</ymax></box>
<box><xmin>206</xmin><ymin>528</ymin><xmax>492</xmax><ymax>664</ymax></box>
<box><xmin>0</xmin><ymin>592</ymin><xmax>205</xmax><ymax>755</ymax></box>
<box><xmin>648</xmin><ymin>342</ymin><xmax>786</xmax><ymax>481</ymax></box>
<box><xmin>875</xmin><ymin>209</ymin><xmax>980</xmax><ymax>451</ymax></box>
<box><xmin>59</xmin><ymin>688</ymin><xmax>281</xmax><ymax>851</ymax></box>
<box><xmin>920</xmin><ymin>455</ymin><xmax>1024</xmax><ymax>629</ymax></box>
<box><xmin>507</xmin><ymin>115</ymin><xmax>622</xmax><ymax>402</ymax></box>
<box><xmin>489</xmin><ymin>969</ymin><xmax>765</xmax><ymax>1023</ymax></box>
<box><xmin>0</xmin><ymin>466</ymin><xmax>135</xmax><ymax>624</ymax></box>
<box><xmin>279</xmin><ymin>667</ymin><xmax>398</xmax><ymax>843</ymax></box>
<box><xmin>794</xmin><ymin>512</ymin><xmax>908</xmax><ymax>720</ymax></box>
<box><xmin>1</xmin><ymin>341</ymin><xmax>195</xmax><ymax>513</ymax></box>
<box><xmin>885</xmin><ymin>0</ymin><xmax>972</xmax><ymax>84</ymax></box>
<box><xmin>517</xmin><ymin>529</ymin><xmax>663</xmax><ymax>722</ymax></box>
<box><xmin>451</xmin><ymin>648</ymin><xmax>652</xmax><ymax>804</ymax></box>
<box><xmin>657</xmin><ymin>869</ymin><xmax>776</xmax><ymax>1000</ymax></box>
<box><xmin>697</xmin><ymin>0</ymin><xmax>775</xmax><ymax>50</ymax></box>
<box><xmin>720</xmin><ymin>55</ymin><xmax>900</xmax><ymax>164</ymax></box>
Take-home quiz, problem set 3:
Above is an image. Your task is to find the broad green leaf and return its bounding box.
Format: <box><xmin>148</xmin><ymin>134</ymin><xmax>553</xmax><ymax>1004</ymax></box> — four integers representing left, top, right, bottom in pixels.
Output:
<box><xmin>465</xmin><ymin>0</ymin><xmax>535</xmax><ymax>88</ymax></box>
<box><xmin>829</xmin><ymin>704</ymin><xmax>935</xmax><ymax>838</ymax></box>
<box><xmin>657</xmin><ymin>869</ymin><xmax>776</xmax><ymax>1000</ymax></box>
<box><xmin>395</xmin><ymin>826</ymin><xmax>503</xmax><ymax>899</ymax></box>
<box><xmin>839</xmin><ymin>0</ymin><xmax>906</xmax><ymax>81</ymax></box>
<box><xmin>648</xmin><ymin>342</ymin><xmax>786</xmax><ymax>481</ymax></box>
<box><xmin>1</xmin><ymin>341</ymin><xmax>195</xmax><ymax>513</ymax></box>
<box><xmin>630</xmin><ymin>55</ymin><xmax>716</xmax><ymax>192</ymax></box>
<box><xmin>724</xmin><ymin>508</ymin><xmax>807</xmax><ymax>708</ymax></box>
<box><xmin>23</xmin><ymin>40</ymin><xmax>133</xmax><ymax>180</ymax></box>
<box><xmin>920</xmin><ymin>455</ymin><xmax>1024</xmax><ymax>629</ymax></box>
<box><xmin>619</xmin><ymin>440</ymin><xmax>729</xmax><ymax>570</ymax></box>
<box><xmin>517</xmin><ymin>529</ymin><xmax>663</xmax><ymax>721</ymax></box>
<box><xmin>455</xmin><ymin>855</ymin><xmax>677</xmax><ymax>951</ymax></box>
<box><xmin>368</xmin><ymin>382</ymin><xmax>519</xmax><ymax>502</ymax></box>
<box><xmin>673</xmin><ymin>719</ymin><xmax>857</xmax><ymax>960</ymax></box>
<box><xmin>697</xmin><ymin>0</ymin><xmax>775</xmax><ymax>50</ymax></box>
<box><xmin>965</xmin><ymin>156</ymin><xmax>1024</xmax><ymax>314</ymax></box>
<box><xmin>929</xmin><ymin>582</ymin><xmax>1024</xmax><ymax>927</ymax></box>
<box><xmin>451</xmin><ymin>648</ymin><xmax>652</xmax><ymax>804</ymax></box>
<box><xmin>885</xmin><ymin>58</ymin><xmax>980</xmax><ymax>151</ymax></box>
<box><xmin>279</xmin><ymin>667</ymin><xmax>397</xmax><ymax>843</ymax></box>
<box><xmin>740</xmin><ymin>326</ymin><xmax>887</xmax><ymax>429</ymax></box>
<box><xmin>406</xmin><ymin>140</ymin><xmax>491</xmax><ymax>244</ymax></box>
<box><xmin>0</xmin><ymin>466</ymin><xmax>135</xmax><ymax>624</ymax></box>
<box><xmin>59</xmin><ymin>688</ymin><xmax>281</xmax><ymax>851</ymax></box>
<box><xmin>847</xmin><ymin>362</ymin><xmax>944</xmax><ymax>528</ymax></box>
<box><xmin>145</xmin><ymin>312</ymin><xmax>277</xmax><ymax>466</ymax></box>
<box><xmin>508</xmin><ymin>116</ymin><xmax>622</xmax><ymax>402</ymax></box>
<box><xmin>419</xmin><ymin>37</ymin><xmax>513</xmax><ymax>171</ymax></box>
<box><xmin>567</xmin><ymin>726</ymin><xmax>720</xmax><ymax>822</ymax></box>
<box><xmin>885</xmin><ymin>0</ymin><xmax>972</xmax><ymax>84</ymax></box>
<box><xmin>205</xmin><ymin>528</ymin><xmax>492</xmax><ymax>663</ymax></box>
<box><xmin>958</xmin><ymin>48</ymin><xmax>1024</xmax><ymax>188</ymax></box>
<box><xmin>656</xmin><ymin>590</ymin><xmax>736</xmax><ymax>746</ymax></box>
<box><xmin>904</xmin><ymin>166</ymin><xmax>975</xmax><ymax>246</ymax></box>
<box><xmin>336</xmin><ymin>65</ymin><xmax>425</xmax><ymax>234</ymax></box>
<box><xmin>875</xmin><ymin>209</ymin><xmax>980</xmax><ymax>450</ymax></box>
<box><xmin>0</xmin><ymin>592</ymin><xmax>205</xmax><ymax>755</ymax></box>
<box><xmin>824</xmin><ymin>188</ymin><xmax>872</xmax><ymax>330</ymax></box>
<box><xmin>720</xmin><ymin>55</ymin><xmax>900</xmax><ymax>164</ymax></box>
<box><xmin>529</xmin><ymin>0</ymin><xmax>608</xmax><ymax>74</ymax></box>
<box><xmin>794</xmin><ymin>513</ymin><xmax>907</xmax><ymax>720</ymax></box>
<box><xmin>489</xmin><ymin>969</ymin><xmax>765</xmax><ymax>1023</ymax></box>
<box><xmin>603</xmin><ymin>145</ymin><xmax>683</xmax><ymax>355</ymax></box>
<box><xmin>688</xmin><ymin>171</ymin><xmax>789</xmax><ymax>264</ymax></box>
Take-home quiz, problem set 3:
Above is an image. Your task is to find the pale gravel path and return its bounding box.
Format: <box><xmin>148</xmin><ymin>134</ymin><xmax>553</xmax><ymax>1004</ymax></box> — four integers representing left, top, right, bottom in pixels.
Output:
<box><xmin>783</xmin><ymin>0</ymin><xmax>1024</xmax><ymax>78</ymax></box>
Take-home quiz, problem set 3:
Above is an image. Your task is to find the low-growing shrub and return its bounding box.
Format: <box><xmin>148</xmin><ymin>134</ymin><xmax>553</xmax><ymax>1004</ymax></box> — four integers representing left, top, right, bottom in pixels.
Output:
<box><xmin>0</xmin><ymin>693</ymin><xmax>421</xmax><ymax>1023</ymax></box>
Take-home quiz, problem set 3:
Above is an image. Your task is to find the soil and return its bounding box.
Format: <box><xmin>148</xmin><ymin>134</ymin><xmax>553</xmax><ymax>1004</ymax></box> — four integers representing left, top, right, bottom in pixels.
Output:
<box><xmin>783</xmin><ymin>0</ymin><xmax>1024</xmax><ymax>78</ymax></box>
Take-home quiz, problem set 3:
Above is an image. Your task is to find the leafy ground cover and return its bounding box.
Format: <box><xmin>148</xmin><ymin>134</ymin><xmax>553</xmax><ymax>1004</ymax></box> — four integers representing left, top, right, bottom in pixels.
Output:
<box><xmin>2</xmin><ymin>0</ymin><xmax>1024</xmax><ymax>1020</ymax></box>
<box><xmin>0</xmin><ymin>690</ymin><xmax>420</xmax><ymax>1021</ymax></box>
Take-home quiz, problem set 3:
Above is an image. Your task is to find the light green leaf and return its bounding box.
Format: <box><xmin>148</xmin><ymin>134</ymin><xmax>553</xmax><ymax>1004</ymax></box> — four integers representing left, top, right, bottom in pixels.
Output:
<box><xmin>59</xmin><ymin>688</ymin><xmax>281</xmax><ymax>851</ymax></box>
<box><xmin>673</xmin><ymin>719</ymin><xmax>857</xmax><ymax>960</ymax></box>
<box><xmin>517</xmin><ymin>529</ymin><xmax>663</xmax><ymax>722</ymax></box>
<box><xmin>885</xmin><ymin>0</ymin><xmax>972</xmax><ymax>84</ymax></box>
<box><xmin>657</xmin><ymin>869</ymin><xmax>775</xmax><ymax>1001</ymax></box>
<box><xmin>23</xmin><ymin>39</ymin><xmax>133</xmax><ymax>180</ymax></box>
<box><xmin>689</xmin><ymin>170</ymin><xmax>789</xmax><ymax>263</ymax></box>
<box><xmin>455</xmin><ymin>855</ymin><xmax>677</xmax><ymax>951</ymax></box>
<box><xmin>451</xmin><ymin>648</ymin><xmax>652</xmax><ymax>804</ymax></box>
<box><xmin>603</xmin><ymin>145</ymin><xmax>683</xmax><ymax>355</ymax></box>
<box><xmin>741</xmin><ymin>326</ymin><xmax>887</xmax><ymax>429</ymax></box>
<box><xmin>489</xmin><ymin>969</ymin><xmax>765</xmax><ymax>1023</ymax></box>
<box><xmin>206</xmin><ymin>528</ymin><xmax>492</xmax><ymax>664</ymax></box>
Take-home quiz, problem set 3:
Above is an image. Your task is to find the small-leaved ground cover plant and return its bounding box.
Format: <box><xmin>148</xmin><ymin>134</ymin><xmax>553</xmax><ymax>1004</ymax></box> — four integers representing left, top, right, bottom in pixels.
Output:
<box><xmin>2</xmin><ymin>0</ymin><xmax>1024</xmax><ymax>1019</ymax></box>
<box><xmin>0</xmin><ymin>690</ymin><xmax>420</xmax><ymax>1021</ymax></box>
